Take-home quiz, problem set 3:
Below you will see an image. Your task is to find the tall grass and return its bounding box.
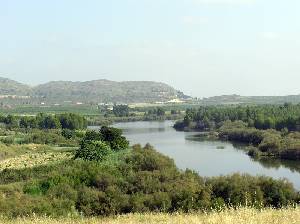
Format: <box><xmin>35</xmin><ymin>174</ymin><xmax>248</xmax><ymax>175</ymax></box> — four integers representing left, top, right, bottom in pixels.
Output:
<box><xmin>1</xmin><ymin>207</ymin><xmax>299</xmax><ymax>224</ymax></box>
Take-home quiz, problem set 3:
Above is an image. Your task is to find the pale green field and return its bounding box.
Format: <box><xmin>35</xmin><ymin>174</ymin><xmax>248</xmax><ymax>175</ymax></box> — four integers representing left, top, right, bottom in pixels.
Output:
<box><xmin>0</xmin><ymin>144</ymin><xmax>74</xmax><ymax>170</ymax></box>
<box><xmin>1</xmin><ymin>208</ymin><xmax>299</xmax><ymax>224</ymax></box>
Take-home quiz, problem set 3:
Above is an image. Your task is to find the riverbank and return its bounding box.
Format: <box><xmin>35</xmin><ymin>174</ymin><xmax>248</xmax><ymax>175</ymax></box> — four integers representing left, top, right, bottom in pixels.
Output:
<box><xmin>174</xmin><ymin>120</ymin><xmax>300</xmax><ymax>161</ymax></box>
<box><xmin>87</xmin><ymin>114</ymin><xmax>184</xmax><ymax>126</ymax></box>
<box><xmin>2</xmin><ymin>207</ymin><xmax>300</xmax><ymax>224</ymax></box>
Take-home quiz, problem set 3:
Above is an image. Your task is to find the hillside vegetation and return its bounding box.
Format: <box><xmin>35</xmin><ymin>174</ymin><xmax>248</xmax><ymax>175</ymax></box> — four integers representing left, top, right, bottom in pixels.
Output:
<box><xmin>202</xmin><ymin>94</ymin><xmax>300</xmax><ymax>105</ymax></box>
<box><xmin>0</xmin><ymin>78</ymin><xmax>183</xmax><ymax>104</ymax></box>
<box><xmin>0</xmin><ymin>77</ymin><xmax>32</xmax><ymax>96</ymax></box>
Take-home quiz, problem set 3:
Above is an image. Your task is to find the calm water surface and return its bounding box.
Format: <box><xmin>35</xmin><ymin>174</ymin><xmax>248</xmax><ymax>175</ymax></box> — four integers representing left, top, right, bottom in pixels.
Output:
<box><xmin>94</xmin><ymin>121</ymin><xmax>300</xmax><ymax>189</ymax></box>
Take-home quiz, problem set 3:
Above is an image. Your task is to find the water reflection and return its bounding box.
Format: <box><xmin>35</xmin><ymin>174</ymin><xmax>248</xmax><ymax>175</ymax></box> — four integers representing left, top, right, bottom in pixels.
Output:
<box><xmin>254</xmin><ymin>157</ymin><xmax>300</xmax><ymax>173</ymax></box>
<box><xmin>91</xmin><ymin>121</ymin><xmax>300</xmax><ymax>189</ymax></box>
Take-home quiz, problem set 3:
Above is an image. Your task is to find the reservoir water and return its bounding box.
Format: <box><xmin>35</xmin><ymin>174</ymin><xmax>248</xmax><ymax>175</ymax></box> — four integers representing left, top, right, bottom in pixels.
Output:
<box><xmin>92</xmin><ymin>120</ymin><xmax>300</xmax><ymax>189</ymax></box>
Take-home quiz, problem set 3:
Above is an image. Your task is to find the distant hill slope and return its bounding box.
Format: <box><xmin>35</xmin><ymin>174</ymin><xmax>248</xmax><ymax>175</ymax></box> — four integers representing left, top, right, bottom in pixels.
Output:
<box><xmin>33</xmin><ymin>80</ymin><xmax>180</xmax><ymax>103</ymax></box>
<box><xmin>0</xmin><ymin>78</ymin><xmax>184</xmax><ymax>103</ymax></box>
<box><xmin>3</xmin><ymin>77</ymin><xmax>300</xmax><ymax>105</ymax></box>
<box><xmin>201</xmin><ymin>94</ymin><xmax>300</xmax><ymax>105</ymax></box>
<box><xmin>0</xmin><ymin>77</ymin><xmax>32</xmax><ymax>96</ymax></box>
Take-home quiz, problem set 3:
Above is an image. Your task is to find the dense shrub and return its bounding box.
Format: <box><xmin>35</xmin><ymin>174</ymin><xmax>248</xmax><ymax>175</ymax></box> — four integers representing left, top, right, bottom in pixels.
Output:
<box><xmin>207</xmin><ymin>173</ymin><xmax>298</xmax><ymax>208</ymax></box>
<box><xmin>100</xmin><ymin>126</ymin><xmax>129</xmax><ymax>151</ymax></box>
<box><xmin>218</xmin><ymin>121</ymin><xmax>264</xmax><ymax>145</ymax></box>
<box><xmin>61</xmin><ymin>129</ymin><xmax>76</xmax><ymax>139</ymax></box>
<box><xmin>22</xmin><ymin>129</ymin><xmax>78</xmax><ymax>146</ymax></box>
<box><xmin>247</xmin><ymin>146</ymin><xmax>262</xmax><ymax>158</ymax></box>
<box><xmin>214</xmin><ymin>121</ymin><xmax>300</xmax><ymax>160</ymax></box>
<box><xmin>74</xmin><ymin>141</ymin><xmax>112</xmax><ymax>161</ymax></box>
<box><xmin>0</xmin><ymin>144</ymin><xmax>299</xmax><ymax>217</ymax></box>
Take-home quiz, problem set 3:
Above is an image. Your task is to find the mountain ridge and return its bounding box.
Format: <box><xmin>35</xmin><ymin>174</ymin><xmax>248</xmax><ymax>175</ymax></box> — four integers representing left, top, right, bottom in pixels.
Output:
<box><xmin>0</xmin><ymin>77</ymin><xmax>187</xmax><ymax>103</ymax></box>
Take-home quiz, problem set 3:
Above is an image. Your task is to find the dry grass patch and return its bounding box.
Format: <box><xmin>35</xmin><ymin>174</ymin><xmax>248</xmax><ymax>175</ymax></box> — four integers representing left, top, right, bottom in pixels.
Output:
<box><xmin>0</xmin><ymin>152</ymin><xmax>71</xmax><ymax>170</ymax></box>
<box><xmin>1</xmin><ymin>207</ymin><xmax>299</xmax><ymax>224</ymax></box>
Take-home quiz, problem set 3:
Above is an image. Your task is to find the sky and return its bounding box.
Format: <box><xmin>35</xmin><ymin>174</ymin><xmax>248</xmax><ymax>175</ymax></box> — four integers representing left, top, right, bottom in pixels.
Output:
<box><xmin>1</xmin><ymin>0</ymin><xmax>300</xmax><ymax>98</ymax></box>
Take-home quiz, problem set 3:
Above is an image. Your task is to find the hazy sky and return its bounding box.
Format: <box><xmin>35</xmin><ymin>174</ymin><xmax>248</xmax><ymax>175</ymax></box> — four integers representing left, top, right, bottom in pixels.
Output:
<box><xmin>1</xmin><ymin>0</ymin><xmax>300</xmax><ymax>98</ymax></box>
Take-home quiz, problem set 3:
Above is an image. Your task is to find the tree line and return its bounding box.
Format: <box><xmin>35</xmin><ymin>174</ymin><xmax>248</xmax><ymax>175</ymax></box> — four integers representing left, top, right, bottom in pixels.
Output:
<box><xmin>175</xmin><ymin>104</ymin><xmax>300</xmax><ymax>131</ymax></box>
<box><xmin>0</xmin><ymin>113</ymin><xmax>87</xmax><ymax>130</ymax></box>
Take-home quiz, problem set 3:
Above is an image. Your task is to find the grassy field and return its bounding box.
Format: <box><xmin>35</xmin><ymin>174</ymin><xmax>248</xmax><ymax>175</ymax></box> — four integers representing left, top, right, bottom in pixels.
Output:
<box><xmin>0</xmin><ymin>143</ymin><xmax>75</xmax><ymax>170</ymax></box>
<box><xmin>1</xmin><ymin>207</ymin><xmax>299</xmax><ymax>224</ymax></box>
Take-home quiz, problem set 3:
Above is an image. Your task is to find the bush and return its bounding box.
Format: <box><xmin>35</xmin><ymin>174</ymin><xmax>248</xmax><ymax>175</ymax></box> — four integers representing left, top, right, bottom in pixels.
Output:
<box><xmin>247</xmin><ymin>146</ymin><xmax>262</xmax><ymax>158</ymax></box>
<box><xmin>0</xmin><ymin>145</ymin><xmax>299</xmax><ymax>217</ymax></box>
<box><xmin>75</xmin><ymin>140</ymin><xmax>112</xmax><ymax>161</ymax></box>
<box><xmin>61</xmin><ymin>129</ymin><xmax>76</xmax><ymax>139</ymax></box>
<box><xmin>0</xmin><ymin>136</ymin><xmax>14</xmax><ymax>145</ymax></box>
<box><xmin>100</xmin><ymin>126</ymin><xmax>129</xmax><ymax>151</ymax></box>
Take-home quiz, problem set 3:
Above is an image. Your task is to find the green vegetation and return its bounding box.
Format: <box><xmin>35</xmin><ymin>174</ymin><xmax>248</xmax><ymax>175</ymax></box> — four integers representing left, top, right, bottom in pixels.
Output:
<box><xmin>113</xmin><ymin>105</ymin><xmax>130</xmax><ymax>117</ymax></box>
<box><xmin>74</xmin><ymin>126</ymin><xmax>129</xmax><ymax>161</ymax></box>
<box><xmin>0</xmin><ymin>113</ymin><xmax>87</xmax><ymax>130</ymax></box>
<box><xmin>174</xmin><ymin>105</ymin><xmax>300</xmax><ymax>161</ymax></box>
<box><xmin>218</xmin><ymin>121</ymin><xmax>300</xmax><ymax>160</ymax></box>
<box><xmin>0</xmin><ymin>127</ymin><xmax>299</xmax><ymax>218</ymax></box>
<box><xmin>0</xmin><ymin>77</ymin><xmax>32</xmax><ymax>96</ymax></box>
<box><xmin>0</xmin><ymin>105</ymin><xmax>101</xmax><ymax>115</ymax></box>
<box><xmin>87</xmin><ymin>106</ymin><xmax>184</xmax><ymax>126</ymax></box>
<box><xmin>0</xmin><ymin>111</ymin><xmax>299</xmax><ymax>219</ymax></box>
<box><xmin>0</xmin><ymin>78</ymin><xmax>183</xmax><ymax>104</ymax></box>
<box><xmin>0</xmin><ymin>127</ymin><xmax>82</xmax><ymax>147</ymax></box>
<box><xmin>175</xmin><ymin>104</ymin><xmax>300</xmax><ymax>132</ymax></box>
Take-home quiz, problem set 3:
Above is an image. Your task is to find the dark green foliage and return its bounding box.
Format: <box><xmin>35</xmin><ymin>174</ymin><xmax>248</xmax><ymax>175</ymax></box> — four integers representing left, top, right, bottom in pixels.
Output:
<box><xmin>74</xmin><ymin>126</ymin><xmax>129</xmax><ymax>161</ymax></box>
<box><xmin>57</xmin><ymin>113</ymin><xmax>87</xmax><ymax>130</ymax></box>
<box><xmin>20</xmin><ymin>117</ymin><xmax>38</xmax><ymax>128</ymax></box>
<box><xmin>146</xmin><ymin>107</ymin><xmax>166</xmax><ymax>117</ymax></box>
<box><xmin>61</xmin><ymin>129</ymin><xmax>76</xmax><ymax>139</ymax></box>
<box><xmin>207</xmin><ymin>174</ymin><xmax>298</xmax><ymax>208</ymax></box>
<box><xmin>74</xmin><ymin>140</ymin><xmax>111</xmax><ymax>161</ymax></box>
<box><xmin>218</xmin><ymin>121</ymin><xmax>300</xmax><ymax>160</ymax></box>
<box><xmin>175</xmin><ymin>105</ymin><xmax>300</xmax><ymax>161</ymax></box>
<box><xmin>3</xmin><ymin>115</ymin><xmax>18</xmax><ymax>129</ymax></box>
<box><xmin>37</xmin><ymin>114</ymin><xmax>61</xmax><ymax>129</ymax></box>
<box><xmin>176</xmin><ymin>104</ymin><xmax>300</xmax><ymax>132</ymax></box>
<box><xmin>126</xmin><ymin>144</ymin><xmax>176</xmax><ymax>172</ymax></box>
<box><xmin>113</xmin><ymin>105</ymin><xmax>130</xmax><ymax>117</ymax></box>
<box><xmin>83</xmin><ymin>130</ymin><xmax>102</xmax><ymax>141</ymax></box>
<box><xmin>0</xmin><ymin>113</ymin><xmax>87</xmax><ymax>130</ymax></box>
<box><xmin>218</xmin><ymin>121</ymin><xmax>264</xmax><ymax>145</ymax></box>
<box><xmin>100</xmin><ymin>126</ymin><xmax>129</xmax><ymax>151</ymax></box>
<box><xmin>247</xmin><ymin>146</ymin><xmax>262</xmax><ymax>158</ymax></box>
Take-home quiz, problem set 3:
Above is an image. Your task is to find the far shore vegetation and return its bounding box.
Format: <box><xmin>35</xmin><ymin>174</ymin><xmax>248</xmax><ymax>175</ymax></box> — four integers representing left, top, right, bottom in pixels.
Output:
<box><xmin>174</xmin><ymin>104</ymin><xmax>300</xmax><ymax>161</ymax></box>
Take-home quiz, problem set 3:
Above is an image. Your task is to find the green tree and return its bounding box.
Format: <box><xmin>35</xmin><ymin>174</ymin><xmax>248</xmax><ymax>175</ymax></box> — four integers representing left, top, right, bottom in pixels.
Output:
<box><xmin>113</xmin><ymin>105</ymin><xmax>129</xmax><ymax>117</ymax></box>
<box><xmin>75</xmin><ymin>140</ymin><xmax>111</xmax><ymax>161</ymax></box>
<box><xmin>100</xmin><ymin>126</ymin><xmax>129</xmax><ymax>151</ymax></box>
<box><xmin>4</xmin><ymin>115</ymin><xmax>18</xmax><ymax>128</ymax></box>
